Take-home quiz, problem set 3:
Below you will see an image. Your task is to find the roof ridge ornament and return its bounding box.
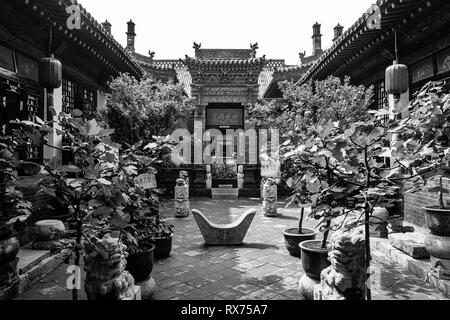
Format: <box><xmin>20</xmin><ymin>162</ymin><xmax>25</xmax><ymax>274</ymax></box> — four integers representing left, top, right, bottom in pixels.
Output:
<box><xmin>250</xmin><ymin>42</ymin><xmax>259</xmax><ymax>58</ymax></box>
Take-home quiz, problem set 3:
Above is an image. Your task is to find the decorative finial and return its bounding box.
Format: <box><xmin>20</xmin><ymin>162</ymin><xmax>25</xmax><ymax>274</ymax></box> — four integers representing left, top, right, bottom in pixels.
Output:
<box><xmin>148</xmin><ymin>50</ymin><xmax>155</xmax><ymax>59</ymax></box>
<box><xmin>193</xmin><ymin>42</ymin><xmax>201</xmax><ymax>50</ymax></box>
<box><xmin>250</xmin><ymin>42</ymin><xmax>259</xmax><ymax>58</ymax></box>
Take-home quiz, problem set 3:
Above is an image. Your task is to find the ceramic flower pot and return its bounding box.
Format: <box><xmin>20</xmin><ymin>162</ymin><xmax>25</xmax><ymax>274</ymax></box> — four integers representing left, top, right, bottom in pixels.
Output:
<box><xmin>152</xmin><ymin>235</ymin><xmax>173</xmax><ymax>259</ymax></box>
<box><xmin>424</xmin><ymin>234</ymin><xmax>450</xmax><ymax>260</ymax></box>
<box><xmin>424</xmin><ymin>207</ymin><xmax>450</xmax><ymax>236</ymax></box>
<box><xmin>299</xmin><ymin>240</ymin><xmax>330</xmax><ymax>280</ymax></box>
<box><xmin>283</xmin><ymin>228</ymin><xmax>317</xmax><ymax>258</ymax></box>
<box><xmin>126</xmin><ymin>244</ymin><xmax>155</xmax><ymax>283</ymax></box>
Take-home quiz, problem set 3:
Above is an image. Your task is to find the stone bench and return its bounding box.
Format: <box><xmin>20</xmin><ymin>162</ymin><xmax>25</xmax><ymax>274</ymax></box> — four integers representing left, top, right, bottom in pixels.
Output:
<box><xmin>192</xmin><ymin>209</ymin><xmax>257</xmax><ymax>246</ymax></box>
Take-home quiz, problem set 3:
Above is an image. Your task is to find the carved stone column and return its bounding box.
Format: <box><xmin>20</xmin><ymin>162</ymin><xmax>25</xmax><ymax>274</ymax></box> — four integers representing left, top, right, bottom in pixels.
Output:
<box><xmin>206</xmin><ymin>165</ymin><xmax>212</xmax><ymax>189</ymax></box>
<box><xmin>237</xmin><ymin>165</ymin><xmax>244</xmax><ymax>190</ymax></box>
<box><xmin>262</xmin><ymin>178</ymin><xmax>277</xmax><ymax>217</ymax></box>
<box><xmin>175</xmin><ymin>178</ymin><xmax>190</xmax><ymax>218</ymax></box>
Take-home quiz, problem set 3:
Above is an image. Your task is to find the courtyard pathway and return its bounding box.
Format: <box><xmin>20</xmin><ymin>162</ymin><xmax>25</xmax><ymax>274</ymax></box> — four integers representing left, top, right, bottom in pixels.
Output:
<box><xmin>17</xmin><ymin>198</ymin><xmax>449</xmax><ymax>300</ymax></box>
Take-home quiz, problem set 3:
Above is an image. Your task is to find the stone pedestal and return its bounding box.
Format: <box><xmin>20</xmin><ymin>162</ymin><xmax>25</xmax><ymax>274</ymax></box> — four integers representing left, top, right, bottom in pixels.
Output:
<box><xmin>430</xmin><ymin>256</ymin><xmax>450</xmax><ymax>280</ymax></box>
<box><xmin>237</xmin><ymin>165</ymin><xmax>244</xmax><ymax>190</ymax></box>
<box><xmin>175</xmin><ymin>178</ymin><xmax>190</xmax><ymax>218</ymax></box>
<box><xmin>206</xmin><ymin>165</ymin><xmax>212</xmax><ymax>190</ymax></box>
<box><xmin>137</xmin><ymin>276</ymin><xmax>156</xmax><ymax>300</ymax></box>
<box><xmin>262</xmin><ymin>179</ymin><xmax>277</xmax><ymax>217</ymax></box>
<box><xmin>390</xmin><ymin>233</ymin><xmax>429</xmax><ymax>259</ymax></box>
<box><xmin>314</xmin><ymin>229</ymin><xmax>366</xmax><ymax>300</ymax></box>
<box><xmin>299</xmin><ymin>274</ymin><xmax>319</xmax><ymax>300</ymax></box>
<box><xmin>425</xmin><ymin>234</ymin><xmax>450</xmax><ymax>280</ymax></box>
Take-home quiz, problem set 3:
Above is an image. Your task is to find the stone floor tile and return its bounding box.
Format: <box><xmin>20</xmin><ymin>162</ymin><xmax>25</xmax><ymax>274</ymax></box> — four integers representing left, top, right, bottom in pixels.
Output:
<box><xmin>232</xmin><ymin>283</ymin><xmax>261</xmax><ymax>295</ymax></box>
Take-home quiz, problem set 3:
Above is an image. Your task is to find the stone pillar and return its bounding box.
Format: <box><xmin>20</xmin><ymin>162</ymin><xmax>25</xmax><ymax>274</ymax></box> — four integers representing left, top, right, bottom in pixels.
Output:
<box><xmin>262</xmin><ymin>178</ymin><xmax>277</xmax><ymax>217</ymax></box>
<box><xmin>179</xmin><ymin>171</ymin><xmax>189</xmax><ymax>198</ymax></box>
<box><xmin>237</xmin><ymin>165</ymin><xmax>244</xmax><ymax>190</ymax></box>
<box><xmin>175</xmin><ymin>178</ymin><xmax>190</xmax><ymax>218</ymax></box>
<box><xmin>206</xmin><ymin>165</ymin><xmax>212</xmax><ymax>189</ymax></box>
<box><xmin>314</xmin><ymin>229</ymin><xmax>366</xmax><ymax>300</ymax></box>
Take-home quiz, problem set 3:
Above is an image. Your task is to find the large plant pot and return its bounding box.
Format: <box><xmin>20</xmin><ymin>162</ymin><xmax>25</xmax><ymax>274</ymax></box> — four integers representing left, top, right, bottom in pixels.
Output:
<box><xmin>424</xmin><ymin>207</ymin><xmax>450</xmax><ymax>236</ymax></box>
<box><xmin>424</xmin><ymin>234</ymin><xmax>450</xmax><ymax>260</ymax></box>
<box><xmin>299</xmin><ymin>240</ymin><xmax>330</xmax><ymax>280</ymax></box>
<box><xmin>126</xmin><ymin>245</ymin><xmax>155</xmax><ymax>283</ymax></box>
<box><xmin>33</xmin><ymin>220</ymin><xmax>65</xmax><ymax>242</ymax></box>
<box><xmin>0</xmin><ymin>237</ymin><xmax>20</xmax><ymax>264</ymax></box>
<box><xmin>283</xmin><ymin>228</ymin><xmax>317</xmax><ymax>258</ymax></box>
<box><xmin>152</xmin><ymin>235</ymin><xmax>173</xmax><ymax>259</ymax></box>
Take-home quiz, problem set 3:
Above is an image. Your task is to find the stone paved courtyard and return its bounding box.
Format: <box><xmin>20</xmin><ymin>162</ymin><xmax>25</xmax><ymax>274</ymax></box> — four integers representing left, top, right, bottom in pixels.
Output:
<box><xmin>17</xmin><ymin>198</ymin><xmax>449</xmax><ymax>300</ymax></box>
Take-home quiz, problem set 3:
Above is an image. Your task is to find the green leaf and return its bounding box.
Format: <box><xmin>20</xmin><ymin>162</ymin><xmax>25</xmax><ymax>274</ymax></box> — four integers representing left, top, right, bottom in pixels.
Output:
<box><xmin>98</xmin><ymin>178</ymin><xmax>112</xmax><ymax>186</ymax></box>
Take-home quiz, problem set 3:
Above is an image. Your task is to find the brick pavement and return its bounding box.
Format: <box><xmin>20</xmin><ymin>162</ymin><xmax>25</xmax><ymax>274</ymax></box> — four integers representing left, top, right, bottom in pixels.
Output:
<box><xmin>16</xmin><ymin>198</ymin><xmax>449</xmax><ymax>300</ymax></box>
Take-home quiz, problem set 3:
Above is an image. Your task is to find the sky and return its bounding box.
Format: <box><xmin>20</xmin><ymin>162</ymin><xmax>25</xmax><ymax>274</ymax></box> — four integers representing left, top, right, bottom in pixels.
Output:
<box><xmin>81</xmin><ymin>0</ymin><xmax>374</xmax><ymax>65</ymax></box>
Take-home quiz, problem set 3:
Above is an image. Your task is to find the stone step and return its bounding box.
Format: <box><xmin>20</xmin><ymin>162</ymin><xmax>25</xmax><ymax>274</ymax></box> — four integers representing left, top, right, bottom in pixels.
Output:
<box><xmin>17</xmin><ymin>250</ymin><xmax>51</xmax><ymax>275</ymax></box>
<box><xmin>211</xmin><ymin>188</ymin><xmax>239</xmax><ymax>199</ymax></box>
<box><xmin>0</xmin><ymin>248</ymin><xmax>70</xmax><ymax>300</ymax></box>
<box><xmin>372</xmin><ymin>224</ymin><xmax>450</xmax><ymax>298</ymax></box>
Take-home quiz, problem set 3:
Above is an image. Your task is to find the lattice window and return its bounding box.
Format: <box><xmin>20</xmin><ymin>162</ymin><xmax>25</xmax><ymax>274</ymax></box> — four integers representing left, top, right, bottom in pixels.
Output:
<box><xmin>376</xmin><ymin>80</ymin><xmax>387</xmax><ymax>110</ymax></box>
<box><xmin>82</xmin><ymin>88</ymin><xmax>95</xmax><ymax>116</ymax></box>
<box><xmin>62</xmin><ymin>79</ymin><xmax>75</xmax><ymax>114</ymax></box>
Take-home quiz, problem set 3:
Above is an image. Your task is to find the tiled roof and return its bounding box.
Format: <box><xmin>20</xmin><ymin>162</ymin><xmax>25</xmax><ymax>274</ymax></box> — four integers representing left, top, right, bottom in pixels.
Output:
<box><xmin>20</xmin><ymin>0</ymin><xmax>144</xmax><ymax>78</ymax></box>
<box><xmin>296</xmin><ymin>0</ymin><xmax>439</xmax><ymax>85</ymax></box>
<box><xmin>184</xmin><ymin>56</ymin><xmax>267</xmax><ymax>68</ymax></box>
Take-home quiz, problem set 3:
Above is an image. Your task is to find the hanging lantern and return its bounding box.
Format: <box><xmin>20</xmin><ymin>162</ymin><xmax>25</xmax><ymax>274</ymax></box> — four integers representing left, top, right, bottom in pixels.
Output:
<box><xmin>39</xmin><ymin>54</ymin><xmax>62</xmax><ymax>90</ymax></box>
<box><xmin>385</xmin><ymin>60</ymin><xmax>409</xmax><ymax>101</ymax></box>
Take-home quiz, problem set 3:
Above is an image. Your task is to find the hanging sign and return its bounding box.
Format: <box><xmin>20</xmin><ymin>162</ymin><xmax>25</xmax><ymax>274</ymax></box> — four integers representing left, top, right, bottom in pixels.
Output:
<box><xmin>135</xmin><ymin>173</ymin><xmax>157</xmax><ymax>190</ymax></box>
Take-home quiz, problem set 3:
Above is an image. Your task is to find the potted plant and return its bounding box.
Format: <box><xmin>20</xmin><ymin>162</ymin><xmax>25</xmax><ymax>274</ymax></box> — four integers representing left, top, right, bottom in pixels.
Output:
<box><xmin>149</xmin><ymin>211</ymin><xmax>174</xmax><ymax>259</ymax></box>
<box><xmin>120</xmin><ymin>140</ymin><xmax>175</xmax><ymax>260</ymax></box>
<box><xmin>0</xmin><ymin>134</ymin><xmax>32</xmax><ymax>271</ymax></box>
<box><xmin>401</xmin><ymin>80</ymin><xmax>450</xmax><ymax>276</ymax></box>
<box><xmin>121</xmin><ymin>214</ymin><xmax>156</xmax><ymax>283</ymax></box>
<box><xmin>283</xmin><ymin>176</ymin><xmax>317</xmax><ymax>258</ymax></box>
<box><xmin>14</xmin><ymin>110</ymin><xmax>142</xmax><ymax>300</ymax></box>
<box><xmin>283</xmin><ymin>110</ymin><xmax>425</xmax><ymax>299</ymax></box>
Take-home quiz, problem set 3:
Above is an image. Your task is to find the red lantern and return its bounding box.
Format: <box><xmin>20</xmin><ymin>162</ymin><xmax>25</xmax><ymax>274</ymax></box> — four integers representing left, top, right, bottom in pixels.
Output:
<box><xmin>39</xmin><ymin>54</ymin><xmax>62</xmax><ymax>90</ymax></box>
<box><xmin>385</xmin><ymin>60</ymin><xmax>409</xmax><ymax>99</ymax></box>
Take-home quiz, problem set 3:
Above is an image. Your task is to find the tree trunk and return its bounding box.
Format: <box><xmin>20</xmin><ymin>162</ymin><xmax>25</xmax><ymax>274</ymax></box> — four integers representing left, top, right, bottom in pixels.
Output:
<box><xmin>439</xmin><ymin>177</ymin><xmax>445</xmax><ymax>209</ymax></box>
<box><xmin>321</xmin><ymin>219</ymin><xmax>331</xmax><ymax>249</ymax></box>
<box><xmin>364</xmin><ymin>201</ymin><xmax>372</xmax><ymax>301</ymax></box>
<box><xmin>73</xmin><ymin>213</ymin><xmax>83</xmax><ymax>301</ymax></box>
<box><xmin>298</xmin><ymin>207</ymin><xmax>304</xmax><ymax>234</ymax></box>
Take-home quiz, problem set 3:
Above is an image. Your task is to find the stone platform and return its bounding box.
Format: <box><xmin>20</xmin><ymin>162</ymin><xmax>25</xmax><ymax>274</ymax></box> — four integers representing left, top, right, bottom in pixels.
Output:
<box><xmin>211</xmin><ymin>188</ymin><xmax>239</xmax><ymax>200</ymax></box>
<box><xmin>372</xmin><ymin>222</ymin><xmax>450</xmax><ymax>298</ymax></box>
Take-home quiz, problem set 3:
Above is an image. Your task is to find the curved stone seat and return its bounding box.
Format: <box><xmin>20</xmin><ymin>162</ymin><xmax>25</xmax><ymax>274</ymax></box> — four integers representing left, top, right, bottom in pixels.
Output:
<box><xmin>191</xmin><ymin>209</ymin><xmax>257</xmax><ymax>246</ymax></box>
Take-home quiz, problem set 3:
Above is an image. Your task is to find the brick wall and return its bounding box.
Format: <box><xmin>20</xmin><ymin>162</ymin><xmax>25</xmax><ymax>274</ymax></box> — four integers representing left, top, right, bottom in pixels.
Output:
<box><xmin>404</xmin><ymin>178</ymin><xmax>450</xmax><ymax>228</ymax></box>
